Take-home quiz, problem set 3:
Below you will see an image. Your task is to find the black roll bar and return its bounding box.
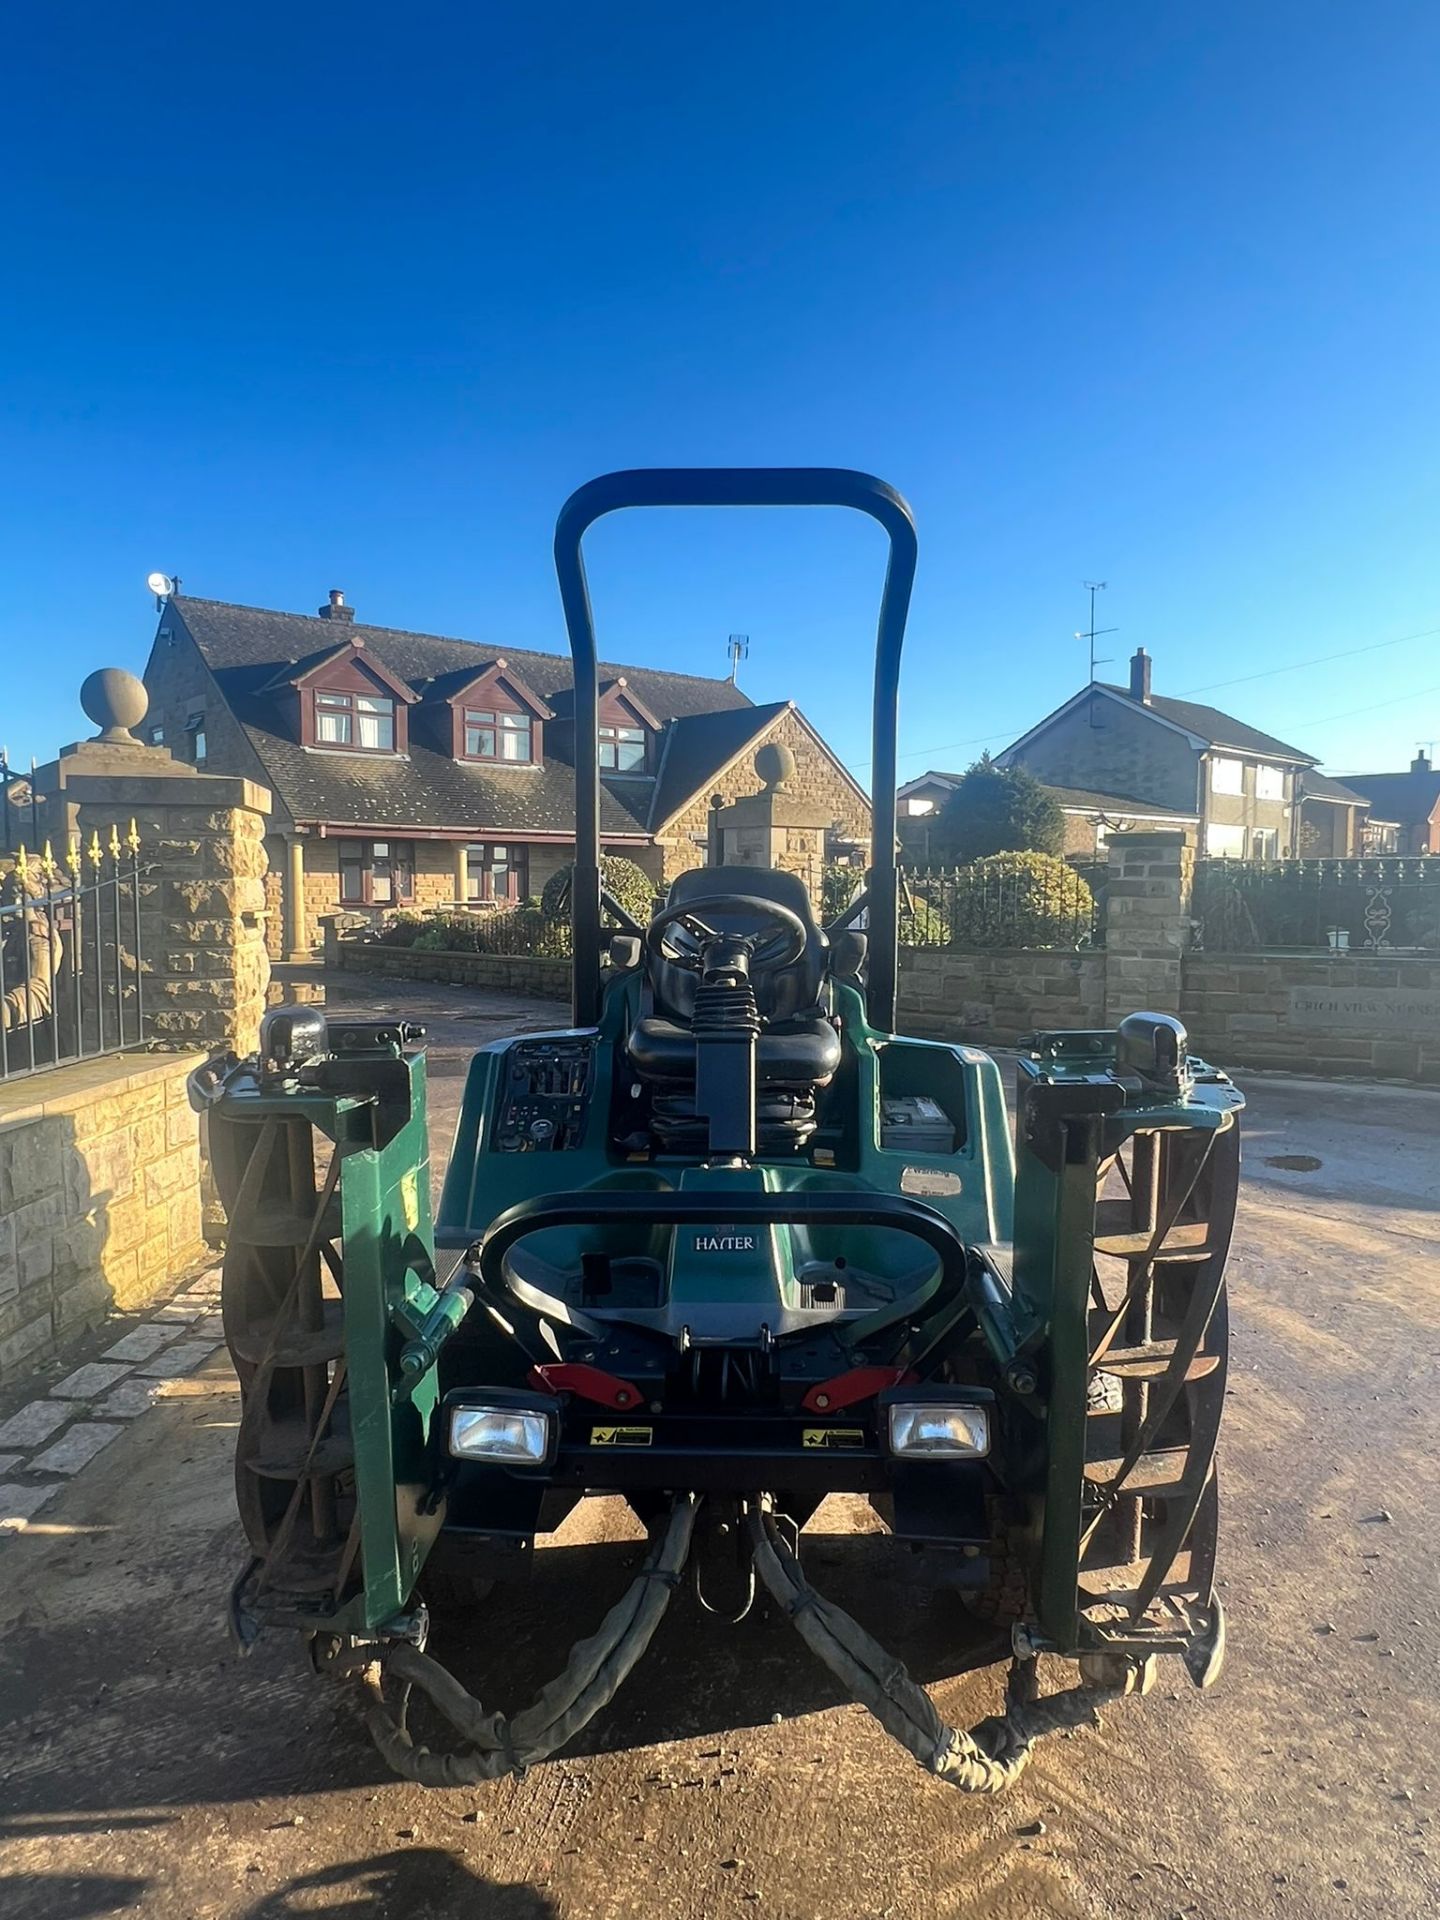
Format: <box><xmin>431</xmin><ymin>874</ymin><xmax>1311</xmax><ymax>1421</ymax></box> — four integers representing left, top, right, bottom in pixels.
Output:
<box><xmin>553</xmin><ymin>468</ymin><xmax>919</xmax><ymax>1030</ymax></box>
<box><xmin>473</xmin><ymin>1187</ymin><xmax>969</xmax><ymax>1296</ymax></box>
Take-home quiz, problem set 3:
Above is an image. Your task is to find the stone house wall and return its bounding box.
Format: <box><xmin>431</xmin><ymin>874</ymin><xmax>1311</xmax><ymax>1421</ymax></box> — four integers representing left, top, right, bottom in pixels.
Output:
<box><xmin>656</xmin><ymin>707</ymin><xmax>870</xmax><ymax>886</ymax></box>
<box><xmin>1008</xmin><ymin>691</ymin><xmax>1202</xmax><ymax>818</ymax></box>
<box><xmin>142</xmin><ymin>622</ymin><xmax>283</xmax><ymax>820</ymax></box>
<box><xmin>0</xmin><ymin>1054</ymin><xmax>209</xmax><ymax>1386</ymax></box>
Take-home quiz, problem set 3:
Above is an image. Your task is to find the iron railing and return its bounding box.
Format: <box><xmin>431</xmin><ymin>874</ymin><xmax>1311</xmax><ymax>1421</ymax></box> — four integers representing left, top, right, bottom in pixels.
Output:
<box><xmin>1193</xmin><ymin>856</ymin><xmax>1440</xmax><ymax>953</ymax></box>
<box><xmin>899</xmin><ymin>862</ymin><xmax>1101</xmax><ymax>951</ymax></box>
<box><xmin>0</xmin><ymin>828</ymin><xmax>146</xmax><ymax>1082</ymax></box>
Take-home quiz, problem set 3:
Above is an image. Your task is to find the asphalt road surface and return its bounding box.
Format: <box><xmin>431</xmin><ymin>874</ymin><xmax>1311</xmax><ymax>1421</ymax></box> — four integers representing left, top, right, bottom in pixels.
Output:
<box><xmin>2</xmin><ymin>977</ymin><xmax>1437</xmax><ymax>1919</ymax></box>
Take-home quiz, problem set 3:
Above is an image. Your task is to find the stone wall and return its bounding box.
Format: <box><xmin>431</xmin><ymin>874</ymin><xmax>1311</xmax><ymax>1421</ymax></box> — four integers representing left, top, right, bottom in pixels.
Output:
<box><xmin>331</xmin><ymin>940</ymin><xmax>571</xmax><ymax>1001</ymax></box>
<box><xmin>1181</xmin><ymin>953</ymin><xmax>1440</xmax><ymax>1081</ymax></box>
<box><xmin>898</xmin><ymin>948</ymin><xmax>1106</xmax><ymax>1045</ymax></box>
<box><xmin>0</xmin><ymin>1053</ymin><xmax>209</xmax><ymax>1386</ymax></box>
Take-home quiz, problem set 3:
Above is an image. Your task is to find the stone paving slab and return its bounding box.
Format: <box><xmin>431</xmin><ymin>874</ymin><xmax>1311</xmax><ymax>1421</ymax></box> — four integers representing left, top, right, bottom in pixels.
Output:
<box><xmin>97</xmin><ymin>1378</ymin><xmax>166</xmax><ymax>1420</ymax></box>
<box><xmin>53</xmin><ymin>1362</ymin><xmax>134</xmax><ymax>1401</ymax></box>
<box><xmin>29</xmin><ymin>1422</ymin><xmax>124</xmax><ymax>1476</ymax></box>
<box><xmin>152</xmin><ymin>1300</ymin><xmax>208</xmax><ymax>1323</ymax></box>
<box><xmin>0</xmin><ymin>1481</ymin><xmax>60</xmax><ymax>1531</ymax></box>
<box><xmin>102</xmin><ymin>1325</ymin><xmax>178</xmax><ymax>1363</ymax></box>
<box><xmin>0</xmin><ymin>1453</ymin><xmax>23</xmax><ymax>1476</ymax></box>
<box><xmin>136</xmin><ymin>1339</ymin><xmax>222</xmax><ymax>1380</ymax></box>
<box><xmin>0</xmin><ymin>1400</ymin><xmax>73</xmax><ymax>1449</ymax></box>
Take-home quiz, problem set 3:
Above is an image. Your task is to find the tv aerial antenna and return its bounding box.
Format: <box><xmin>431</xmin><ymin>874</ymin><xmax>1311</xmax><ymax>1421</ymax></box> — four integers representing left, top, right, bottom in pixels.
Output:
<box><xmin>726</xmin><ymin>633</ymin><xmax>749</xmax><ymax>684</ymax></box>
<box><xmin>1076</xmin><ymin>581</ymin><xmax>1117</xmax><ymax>682</ymax></box>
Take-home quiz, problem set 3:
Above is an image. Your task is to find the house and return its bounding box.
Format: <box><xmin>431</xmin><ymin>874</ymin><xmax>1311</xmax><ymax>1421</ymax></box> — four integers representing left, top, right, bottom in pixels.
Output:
<box><xmin>897</xmin><ymin>769</ymin><xmax>1197</xmax><ymax>861</ymax></box>
<box><xmin>1294</xmin><ymin>770</ymin><xmax>1373</xmax><ymax>857</ymax></box>
<box><xmin>1343</xmin><ymin>751</ymin><xmax>1440</xmax><ymax>856</ymax></box>
<box><xmin>994</xmin><ymin>647</ymin><xmax>1341</xmax><ymax>861</ymax></box>
<box><xmin>141</xmin><ymin>591</ymin><xmax>871</xmax><ymax>958</ymax></box>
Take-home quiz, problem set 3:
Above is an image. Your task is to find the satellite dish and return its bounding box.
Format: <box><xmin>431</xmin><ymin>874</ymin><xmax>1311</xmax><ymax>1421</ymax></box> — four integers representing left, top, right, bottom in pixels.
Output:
<box><xmin>147</xmin><ymin>571</ymin><xmax>174</xmax><ymax>598</ymax></box>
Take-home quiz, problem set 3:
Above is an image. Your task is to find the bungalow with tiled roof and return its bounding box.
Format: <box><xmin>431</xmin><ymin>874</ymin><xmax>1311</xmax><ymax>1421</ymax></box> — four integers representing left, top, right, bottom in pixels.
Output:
<box><xmin>141</xmin><ymin>590</ymin><xmax>869</xmax><ymax>958</ymax></box>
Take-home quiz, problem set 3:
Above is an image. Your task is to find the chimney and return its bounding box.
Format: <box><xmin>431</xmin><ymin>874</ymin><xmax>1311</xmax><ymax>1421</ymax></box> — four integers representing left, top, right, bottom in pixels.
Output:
<box><xmin>1129</xmin><ymin>646</ymin><xmax>1152</xmax><ymax>704</ymax></box>
<box><xmin>318</xmin><ymin>588</ymin><xmax>355</xmax><ymax>623</ymax></box>
<box><xmin>1413</xmin><ymin>749</ymin><xmax>1432</xmax><ymax>774</ymax></box>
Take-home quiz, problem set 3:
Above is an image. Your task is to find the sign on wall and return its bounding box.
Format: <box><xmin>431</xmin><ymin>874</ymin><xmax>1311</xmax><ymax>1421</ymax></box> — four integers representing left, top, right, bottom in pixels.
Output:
<box><xmin>1288</xmin><ymin>986</ymin><xmax>1440</xmax><ymax>1034</ymax></box>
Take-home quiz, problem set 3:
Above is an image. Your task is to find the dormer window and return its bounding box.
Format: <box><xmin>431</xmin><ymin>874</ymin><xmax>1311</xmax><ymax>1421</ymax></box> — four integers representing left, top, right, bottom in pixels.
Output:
<box><xmin>437</xmin><ymin>659</ymin><xmax>551</xmax><ymax>767</ymax></box>
<box><xmin>463</xmin><ymin>707</ymin><xmax>534</xmax><ymax>763</ymax></box>
<box><xmin>316</xmin><ymin>689</ymin><xmax>396</xmax><ymax>751</ymax></box>
<box><xmin>273</xmin><ymin>639</ymin><xmax>417</xmax><ymax>754</ymax></box>
<box><xmin>599</xmin><ymin>722</ymin><xmax>648</xmax><ymax>772</ymax></box>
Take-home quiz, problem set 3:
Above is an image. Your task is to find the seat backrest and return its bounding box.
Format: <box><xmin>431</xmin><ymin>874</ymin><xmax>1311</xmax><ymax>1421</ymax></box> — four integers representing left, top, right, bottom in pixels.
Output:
<box><xmin>649</xmin><ymin>865</ymin><xmax>828</xmax><ymax>1024</ymax></box>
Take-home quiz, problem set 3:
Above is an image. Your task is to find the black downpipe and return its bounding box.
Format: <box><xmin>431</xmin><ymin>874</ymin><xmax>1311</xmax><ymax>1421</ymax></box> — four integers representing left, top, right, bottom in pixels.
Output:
<box><xmin>553</xmin><ymin>469</ymin><xmax>918</xmax><ymax>1032</ymax></box>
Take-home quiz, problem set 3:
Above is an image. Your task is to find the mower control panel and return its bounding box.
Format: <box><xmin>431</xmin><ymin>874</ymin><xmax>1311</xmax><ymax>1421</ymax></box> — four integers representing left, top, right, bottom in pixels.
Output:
<box><xmin>493</xmin><ymin>1038</ymin><xmax>595</xmax><ymax>1152</ymax></box>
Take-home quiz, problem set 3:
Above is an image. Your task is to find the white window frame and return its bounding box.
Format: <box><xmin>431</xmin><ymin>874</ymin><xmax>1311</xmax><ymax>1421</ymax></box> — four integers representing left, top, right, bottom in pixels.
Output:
<box><xmin>1210</xmin><ymin>756</ymin><xmax>1244</xmax><ymax>796</ymax></box>
<box><xmin>1249</xmin><ymin>826</ymin><xmax>1280</xmax><ymax>861</ymax></box>
<box><xmin>1255</xmin><ymin>763</ymin><xmax>1285</xmax><ymax>801</ymax></box>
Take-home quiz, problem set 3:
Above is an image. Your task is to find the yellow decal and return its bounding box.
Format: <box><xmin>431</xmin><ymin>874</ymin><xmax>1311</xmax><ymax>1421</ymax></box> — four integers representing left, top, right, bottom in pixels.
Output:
<box><xmin>590</xmin><ymin>1424</ymin><xmax>654</xmax><ymax>1448</ymax></box>
<box><xmin>400</xmin><ymin>1169</ymin><xmax>420</xmax><ymax>1232</ymax></box>
<box><xmin>802</xmin><ymin>1427</ymin><xmax>865</xmax><ymax>1450</ymax></box>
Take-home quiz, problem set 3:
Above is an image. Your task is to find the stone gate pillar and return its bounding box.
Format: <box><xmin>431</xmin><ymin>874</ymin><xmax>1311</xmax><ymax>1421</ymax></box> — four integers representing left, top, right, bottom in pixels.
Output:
<box><xmin>36</xmin><ymin>669</ymin><xmax>273</xmax><ymax>1055</ymax></box>
<box><xmin>1102</xmin><ymin>829</ymin><xmax>1194</xmax><ymax>1025</ymax></box>
<box><xmin>713</xmin><ymin>743</ymin><xmax>828</xmax><ymax>907</ymax></box>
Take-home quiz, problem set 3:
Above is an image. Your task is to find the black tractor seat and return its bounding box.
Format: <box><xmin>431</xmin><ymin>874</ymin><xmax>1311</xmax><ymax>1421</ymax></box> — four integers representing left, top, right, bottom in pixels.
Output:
<box><xmin>628</xmin><ymin>866</ymin><xmax>843</xmax><ymax>1150</ymax></box>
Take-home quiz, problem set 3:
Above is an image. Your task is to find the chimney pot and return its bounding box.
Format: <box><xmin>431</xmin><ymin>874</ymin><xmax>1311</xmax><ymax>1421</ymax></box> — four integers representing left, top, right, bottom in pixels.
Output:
<box><xmin>1413</xmin><ymin>749</ymin><xmax>1432</xmax><ymax>774</ymax></box>
<box><xmin>319</xmin><ymin>589</ymin><xmax>355</xmax><ymax>623</ymax></box>
<box><xmin>1129</xmin><ymin>646</ymin><xmax>1152</xmax><ymax>705</ymax></box>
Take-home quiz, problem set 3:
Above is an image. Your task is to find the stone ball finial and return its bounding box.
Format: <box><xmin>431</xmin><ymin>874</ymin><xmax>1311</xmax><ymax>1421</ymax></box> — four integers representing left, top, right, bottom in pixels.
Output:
<box><xmin>755</xmin><ymin>740</ymin><xmax>795</xmax><ymax>791</ymax></box>
<box><xmin>80</xmin><ymin>667</ymin><xmax>149</xmax><ymax>743</ymax></box>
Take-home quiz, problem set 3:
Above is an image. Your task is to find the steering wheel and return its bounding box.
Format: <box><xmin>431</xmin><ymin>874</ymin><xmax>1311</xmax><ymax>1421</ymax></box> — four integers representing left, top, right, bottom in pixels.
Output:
<box><xmin>645</xmin><ymin>894</ymin><xmax>809</xmax><ymax>974</ymax></box>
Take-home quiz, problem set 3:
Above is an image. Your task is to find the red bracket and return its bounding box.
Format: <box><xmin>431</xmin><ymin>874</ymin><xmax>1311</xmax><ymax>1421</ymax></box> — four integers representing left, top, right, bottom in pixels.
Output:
<box><xmin>801</xmin><ymin>1366</ymin><xmax>914</xmax><ymax>1414</ymax></box>
<box><xmin>529</xmin><ymin>1363</ymin><xmax>646</xmax><ymax>1412</ymax></box>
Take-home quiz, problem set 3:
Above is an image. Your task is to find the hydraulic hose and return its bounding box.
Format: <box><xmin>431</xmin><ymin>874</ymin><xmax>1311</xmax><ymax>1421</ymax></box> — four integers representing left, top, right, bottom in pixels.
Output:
<box><xmin>747</xmin><ymin>1503</ymin><xmax>1117</xmax><ymax>1793</ymax></box>
<box><xmin>355</xmin><ymin>1493</ymin><xmax>701</xmax><ymax>1786</ymax></box>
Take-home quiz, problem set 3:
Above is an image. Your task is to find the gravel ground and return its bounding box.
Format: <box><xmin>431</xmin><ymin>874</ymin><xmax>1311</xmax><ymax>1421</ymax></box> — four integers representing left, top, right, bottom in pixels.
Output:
<box><xmin>1</xmin><ymin>976</ymin><xmax>1436</xmax><ymax>1920</ymax></box>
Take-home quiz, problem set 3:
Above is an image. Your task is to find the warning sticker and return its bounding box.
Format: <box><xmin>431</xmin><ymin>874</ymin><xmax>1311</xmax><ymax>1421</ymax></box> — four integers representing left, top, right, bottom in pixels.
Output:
<box><xmin>590</xmin><ymin>1424</ymin><xmax>654</xmax><ymax>1448</ymax></box>
<box><xmin>802</xmin><ymin>1427</ymin><xmax>866</xmax><ymax>1450</ymax></box>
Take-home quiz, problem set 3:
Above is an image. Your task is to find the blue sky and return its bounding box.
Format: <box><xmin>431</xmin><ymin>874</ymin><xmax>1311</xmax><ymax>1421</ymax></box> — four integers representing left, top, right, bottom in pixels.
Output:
<box><xmin>4</xmin><ymin>3</ymin><xmax>1438</xmax><ymax>785</ymax></box>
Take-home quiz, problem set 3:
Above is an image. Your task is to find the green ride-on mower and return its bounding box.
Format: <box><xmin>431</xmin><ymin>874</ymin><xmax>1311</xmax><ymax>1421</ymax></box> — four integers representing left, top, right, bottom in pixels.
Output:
<box><xmin>195</xmin><ymin>469</ymin><xmax>1244</xmax><ymax>1792</ymax></box>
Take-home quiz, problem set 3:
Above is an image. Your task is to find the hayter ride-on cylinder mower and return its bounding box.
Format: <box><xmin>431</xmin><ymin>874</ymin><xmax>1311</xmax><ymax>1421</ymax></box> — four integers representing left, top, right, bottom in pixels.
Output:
<box><xmin>195</xmin><ymin>469</ymin><xmax>1244</xmax><ymax>1793</ymax></box>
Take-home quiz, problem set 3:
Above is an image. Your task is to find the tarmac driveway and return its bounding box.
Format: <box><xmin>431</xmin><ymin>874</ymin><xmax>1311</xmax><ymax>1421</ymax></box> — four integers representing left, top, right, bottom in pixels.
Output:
<box><xmin>1</xmin><ymin>975</ymin><xmax>1437</xmax><ymax>1919</ymax></box>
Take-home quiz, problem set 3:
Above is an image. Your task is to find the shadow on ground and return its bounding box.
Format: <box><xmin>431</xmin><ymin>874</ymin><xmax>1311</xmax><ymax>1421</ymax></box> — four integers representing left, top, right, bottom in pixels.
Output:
<box><xmin>241</xmin><ymin>1850</ymin><xmax>558</xmax><ymax>1918</ymax></box>
<box><xmin>0</xmin><ymin>1527</ymin><xmax>1003</xmax><ymax>1824</ymax></box>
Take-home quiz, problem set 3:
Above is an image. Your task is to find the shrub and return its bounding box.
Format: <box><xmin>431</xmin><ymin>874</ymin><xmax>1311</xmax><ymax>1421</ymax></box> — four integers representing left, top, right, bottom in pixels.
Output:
<box><xmin>898</xmin><ymin>894</ymin><xmax>949</xmax><ymax>947</ymax></box>
<box><xmin>929</xmin><ymin>754</ymin><xmax>1065</xmax><ymax>863</ymax></box>
<box><xmin>946</xmin><ymin>851</ymin><xmax>1094</xmax><ymax>951</ymax></box>
<box><xmin>540</xmin><ymin>855</ymin><xmax>656</xmax><ymax>927</ymax></box>
<box><xmin>820</xmin><ymin>862</ymin><xmax>866</xmax><ymax>923</ymax></box>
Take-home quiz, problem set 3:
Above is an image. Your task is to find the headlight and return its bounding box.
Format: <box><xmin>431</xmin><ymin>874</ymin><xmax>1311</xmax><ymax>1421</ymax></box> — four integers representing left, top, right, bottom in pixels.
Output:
<box><xmin>448</xmin><ymin>1404</ymin><xmax>554</xmax><ymax>1465</ymax></box>
<box><xmin>887</xmin><ymin>1401</ymin><xmax>990</xmax><ymax>1459</ymax></box>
